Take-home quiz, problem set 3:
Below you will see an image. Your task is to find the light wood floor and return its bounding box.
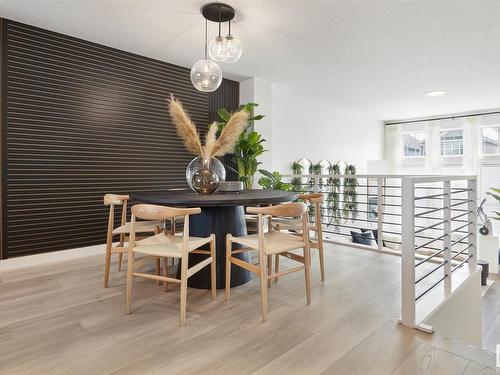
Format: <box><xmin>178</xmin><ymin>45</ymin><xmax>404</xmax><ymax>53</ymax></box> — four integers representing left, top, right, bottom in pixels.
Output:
<box><xmin>0</xmin><ymin>243</ymin><xmax>496</xmax><ymax>375</ymax></box>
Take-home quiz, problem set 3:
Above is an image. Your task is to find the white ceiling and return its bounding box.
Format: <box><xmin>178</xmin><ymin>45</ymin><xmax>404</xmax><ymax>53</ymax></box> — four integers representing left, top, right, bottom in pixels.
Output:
<box><xmin>1</xmin><ymin>0</ymin><xmax>500</xmax><ymax>121</ymax></box>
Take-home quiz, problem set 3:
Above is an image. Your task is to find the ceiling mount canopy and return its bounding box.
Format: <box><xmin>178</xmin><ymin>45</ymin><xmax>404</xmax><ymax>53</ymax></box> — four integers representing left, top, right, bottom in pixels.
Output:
<box><xmin>201</xmin><ymin>2</ymin><xmax>235</xmax><ymax>23</ymax></box>
<box><xmin>190</xmin><ymin>2</ymin><xmax>243</xmax><ymax>92</ymax></box>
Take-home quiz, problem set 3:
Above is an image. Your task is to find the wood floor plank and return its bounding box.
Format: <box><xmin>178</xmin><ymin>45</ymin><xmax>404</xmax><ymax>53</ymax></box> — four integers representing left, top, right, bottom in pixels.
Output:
<box><xmin>0</xmin><ymin>243</ymin><xmax>496</xmax><ymax>375</ymax></box>
<box><xmin>319</xmin><ymin>321</ymin><xmax>421</xmax><ymax>375</ymax></box>
<box><xmin>251</xmin><ymin>288</ymin><xmax>401</xmax><ymax>374</ymax></box>
<box><xmin>390</xmin><ymin>341</ymin><xmax>470</xmax><ymax>375</ymax></box>
<box><xmin>462</xmin><ymin>361</ymin><xmax>496</xmax><ymax>375</ymax></box>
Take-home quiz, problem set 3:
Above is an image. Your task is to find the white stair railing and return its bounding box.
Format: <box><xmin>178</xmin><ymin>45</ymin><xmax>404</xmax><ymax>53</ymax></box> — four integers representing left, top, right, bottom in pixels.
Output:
<box><xmin>279</xmin><ymin>173</ymin><xmax>479</xmax><ymax>333</ymax></box>
<box><xmin>399</xmin><ymin>175</ymin><xmax>478</xmax><ymax>331</ymax></box>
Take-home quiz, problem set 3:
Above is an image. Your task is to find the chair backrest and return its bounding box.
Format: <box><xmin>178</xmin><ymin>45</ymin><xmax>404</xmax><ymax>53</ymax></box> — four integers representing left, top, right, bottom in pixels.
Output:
<box><xmin>298</xmin><ymin>193</ymin><xmax>324</xmax><ymax>204</ymax></box>
<box><xmin>298</xmin><ymin>193</ymin><xmax>324</xmax><ymax>232</ymax></box>
<box><xmin>129</xmin><ymin>204</ymin><xmax>201</xmax><ymax>251</ymax></box>
<box><xmin>104</xmin><ymin>194</ymin><xmax>129</xmax><ymax>206</ymax></box>
<box><xmin>247</xmin><ymin>202</ymin><xmax>309</xmax><ymax>251</ymax></box>
<box><xmin>104</xmin><ymin>194</ymin><xmax>130</xmax><ymax>235</ymax></box>
<box><xmin>247</xmin><ymin>202</ymin><xmax>307</xmax><ymax>218</ymax></box>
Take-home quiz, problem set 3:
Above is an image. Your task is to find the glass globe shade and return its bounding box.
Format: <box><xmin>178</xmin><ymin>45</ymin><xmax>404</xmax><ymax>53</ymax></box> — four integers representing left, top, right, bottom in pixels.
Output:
<box><xmin>224</xmin><ymin>34</ymin><xmax>242</xmax><ymax>63</ymax></box>
<box><xmin>208</xmin><ymin>35</ymin><xmax>228</xmax><ymax>62</ymax></box>
<box><xmin>190</xmin><ymin>59</ymin><xmax>222</xmax><ymax>92</ymax></box>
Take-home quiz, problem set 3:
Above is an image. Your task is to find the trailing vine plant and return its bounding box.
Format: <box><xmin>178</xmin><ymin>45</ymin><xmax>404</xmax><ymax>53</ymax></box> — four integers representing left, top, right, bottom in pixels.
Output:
<box><xmin>312</xmin><ymin>163</ymin><xmax>322</xmax><ymax>188</ymax></box>
<box><xmin>291</xmin><ymin>161</ymin><xmax>303</xmax><ymax>193</ymax></box>
<box><xmin>327</xmin><ymin>162</ymin><xmax>342</xmax><ymax>227</ymax></box>
<box><xmin>342</xmin><ymin>163</ymin><xmax>359</xmax><ymax>222</ymax></box>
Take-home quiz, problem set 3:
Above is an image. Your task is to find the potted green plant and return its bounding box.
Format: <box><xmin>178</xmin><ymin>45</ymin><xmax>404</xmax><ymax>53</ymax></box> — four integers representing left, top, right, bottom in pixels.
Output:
<box><xmin>217</xmin><ymin>103</ymin><xmax>265</xmax><ymax>189</ymax></box>
<box><xmin>486</xmin><ymin>188</ymin><xmax>500</xmax><ymax>220</ymax></box>
<box><xmin>257</xmin><ymin>169</ymin><xmax>291</xmax><ymax>191</ymax></box>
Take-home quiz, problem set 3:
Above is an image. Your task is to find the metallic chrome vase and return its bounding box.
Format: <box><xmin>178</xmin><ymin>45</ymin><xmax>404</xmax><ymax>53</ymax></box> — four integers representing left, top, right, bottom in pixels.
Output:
<box><xmin>191</xmin><ymin>159</ymin><xmax>219</xmax><ymax>194</ymax></box>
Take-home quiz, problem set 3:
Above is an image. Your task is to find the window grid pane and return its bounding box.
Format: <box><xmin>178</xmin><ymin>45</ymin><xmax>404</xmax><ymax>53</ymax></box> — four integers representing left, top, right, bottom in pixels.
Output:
<box><xmin>440</xmin><ymin>130</ymin><xmax>463</xmax><ymax>156</ymax></box>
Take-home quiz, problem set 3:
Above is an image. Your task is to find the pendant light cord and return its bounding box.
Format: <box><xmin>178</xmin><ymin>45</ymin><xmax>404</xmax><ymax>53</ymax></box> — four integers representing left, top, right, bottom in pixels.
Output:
<box><xmin>218</xmin><ymin>5</ymin><xmax>222</xmax><ymax>37</ymax></box>
<box><xmin>204</xmin><ymin>18</ymin><xmax>208</xmax><ymax>59</ymax></box>
<box><xmin>228</xmin><ymin>20</ymin><xmax>231</xmax><ymax>35</ymax></box>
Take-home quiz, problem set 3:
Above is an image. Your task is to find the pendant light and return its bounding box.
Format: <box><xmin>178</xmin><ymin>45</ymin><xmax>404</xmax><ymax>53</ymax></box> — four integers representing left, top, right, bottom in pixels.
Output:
<box><xmin>191</xmin><ymin>3</ymin><xmax>241</xmax><ymax>92</ymax></box>
<box><xmin>190</xmin><ymin>19</ymin><xmax>222</xmax><ymax>92</ymax></box>
<box><xmin>224</xmin><ymin>20</ymin><xmax>242</xmax><ymax>63</ymax></box>
<box><xmin>208</xmin><ymin>5</ymin><xmax>228</xmax><ymax>61</ymax></box>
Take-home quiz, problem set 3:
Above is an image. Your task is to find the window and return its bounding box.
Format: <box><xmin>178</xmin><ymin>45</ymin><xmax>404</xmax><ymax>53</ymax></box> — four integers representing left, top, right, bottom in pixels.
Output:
<box><xmin>482</xmin><ymin>126</ymin><xmax>500</xmax><ymax>155</ymax></box>
<box><xmin>440</xmin><ymin>129</ymin><xmax>463</xmax><ymax>156</ymax></box>
<box><xmin>403</xmin><ymin>132</ymin><xmax>426</xmax><ymax>157</ymax></box>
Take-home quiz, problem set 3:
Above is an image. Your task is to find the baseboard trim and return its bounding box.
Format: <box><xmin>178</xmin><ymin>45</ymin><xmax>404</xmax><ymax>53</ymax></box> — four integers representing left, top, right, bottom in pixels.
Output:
<box><xmin>0</xmin><ymin>243</ymin><xmax>106</xmax><ymax>272</ymax></box>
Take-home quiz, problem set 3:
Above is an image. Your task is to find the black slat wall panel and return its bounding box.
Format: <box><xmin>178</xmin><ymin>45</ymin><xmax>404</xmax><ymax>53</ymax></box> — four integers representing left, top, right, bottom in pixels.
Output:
<box><xmin>209</xmin><ymin>78</ymin><xmax>240</xmax><ymax>181</ymax></box>
<box><xmin>1</xmin><ymin>19</ymin><xmax>239</xmax><ymax>258</ymax></box>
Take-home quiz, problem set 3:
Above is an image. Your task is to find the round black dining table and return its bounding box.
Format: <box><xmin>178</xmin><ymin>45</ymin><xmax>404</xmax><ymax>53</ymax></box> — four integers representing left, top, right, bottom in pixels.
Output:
<box><xmin>130</xmin><ymin>189</ymin><xmax>298</xmax><ymax>289</ymax></box>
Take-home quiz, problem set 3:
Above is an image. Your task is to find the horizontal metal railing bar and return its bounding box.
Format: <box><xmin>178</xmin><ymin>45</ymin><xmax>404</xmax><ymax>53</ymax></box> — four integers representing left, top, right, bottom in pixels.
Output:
<box><xmin>324</xmin><ymin>192</ymin><xmax>380</xmax><ymax>197</ymax></box>
<box><xmin>415</xmin><ymin>261</ymin><xmax>447</xmax><ymax>284</ymax></box>
<box><xmin>415</xmin><ymin>206</ymin><xmax>447</xmax><ymax>217</ymax></box>
<box><xmin>450</xmin><ymin>233</ymin><xmax>473</xmax><ymax>247</ymax></box>
<box><xmin>450</xmin><ymin>244</ymin><xmax>473</xmax><ymax>260</ymax></box>
<box><xmin>450</xmin><ymin>222</ymin><xmax>472</xmax><ymax>234</ymax></box>
<box><xmin>284</xmin><ymin>174</ymin><xmax>476</xmax><ymax>180</ymax></box>
<box><xmin>450</xmin><ymin>189</ymin><xmax>471</xmax><ymax>194</ymax></box>
<box><xmin>415</xmin><ymin>275</ymin><xmax>448</xmax><ymax>301</ymax></box>
<box><xmin>415</xmin><ymin>193</ymin><xmax>448</xmax><ymax>200</ymax></box>
<box><xmin>381</xmin><ymin>229</ymin><xmax>402</xmax><ymax>235</ymax></box>
<box><xmin>415</xmin><ymin>234</ymin><xmax>447</xmax><ymax>251</ymax></box>
<box><xmin>381</xmin><ymin>203</ymin><xmax>402</xmax><ymax>207</ymax></box>
<box><xmin>413</xmin><ymin>175</ymin><xmax>476</xmax><ymax>183</ymax></box>
<box><xmin>451</xmin><ymin>211</ymin><xmax>473</xmax><ymax>221</ymax></box>
<box><xmin>321</xmin><ymin>216</ymin><xmax>379</xmax><ymax>224</ymax></box>
<box><xmin>415</xmin><ymin>234</ymin><xmax>443</xmax><ymax>241</ymax></box>
<box><xmin>382</xmin><ymin>212</ymin><xmax>402</xmax><ymax>217</ymax></box>
<box><xmin>322</xmin><ymin>223</ymin><xmax>370</xmax><ymax>231</ymax></box>
<box><xmin>416</xmin><ymin>197</ymin><xmax>469</xmax><ymax>201</ymax></box>
<box><xmin>320</xmin><ymin>209</ymin><xmax>400</xmax><ymax>216</ymax></box>
<box><xmin>450</xmin><ymin>200</ymin><xmax>473</xmax><ymax>208</ymax></box>
<box><xmin>414</xmin><ymin>220</ymin><xmax>447</xmax><ymax>234</ymax></box>
<box><xmin>452</xmin><ymin>254</ymin><xmax>473</xmax><ymax>272</ymax></box>
<box><xmin>383</xmin><ymin>239</ymin><xmax>402</xmax><ymax>245</ymax></box>
<box><xmin>323</xmin><ymin>231</ymin><xmax>352</xmax><ymax>238</ymax></box>
<box><xmin>415</xmin><ymin>215</ymin><xmax>446</xmax><ymax>221</ymax></box>
<box><xmin>415</xmin><ymin>247</ymin><xmax>447</xmax><ymax>267</ymax></box>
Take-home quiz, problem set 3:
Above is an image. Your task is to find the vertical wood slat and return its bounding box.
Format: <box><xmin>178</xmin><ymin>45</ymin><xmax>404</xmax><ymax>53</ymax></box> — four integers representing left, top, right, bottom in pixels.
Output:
<box><xmin>1</xmin><ymin>19</ymin><xmax>239</xmax><ymax>258</ymax></box>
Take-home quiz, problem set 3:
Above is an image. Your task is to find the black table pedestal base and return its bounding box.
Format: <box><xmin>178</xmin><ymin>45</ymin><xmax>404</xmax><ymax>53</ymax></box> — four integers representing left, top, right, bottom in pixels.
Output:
<box><xmin>185</xmin><ymin>205</ymin><xmax>252</xmax><ymax>289</ymax></box>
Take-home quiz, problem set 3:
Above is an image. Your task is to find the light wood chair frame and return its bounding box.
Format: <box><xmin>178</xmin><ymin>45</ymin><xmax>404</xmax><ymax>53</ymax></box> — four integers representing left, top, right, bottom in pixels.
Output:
<box><xmin>104</xmin><ymin>194</ymin><xmax>162</xmax><ymax>288</ymax></box>
<box><xmin>126</xmin><ymin>204</ymin><xmax>216</xmax><ymax>326</ymax></box>
<box><xmin>274</xmin><ymin>193</ymin><xmax>325</xmax><ymax>282</ymax></box>
<box><xmin>225</xmin><ymin>203</ymin><xmax>312</xmax><ymax>322</ymax></box>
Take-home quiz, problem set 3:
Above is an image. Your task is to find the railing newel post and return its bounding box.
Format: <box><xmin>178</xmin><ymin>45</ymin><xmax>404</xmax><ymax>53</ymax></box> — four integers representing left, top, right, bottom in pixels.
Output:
<box><xmin>443</xmin><ymin>180</ymin><xmax>452</xmax><ymax>293</ymax></box>
<box><xmin>377</xmin><ymin>177</ymin><xmax>383</xmax><ymax>252</ymax></box>
<box><xmin>401</xmin><ymin>176</ymin><xmax>416</xmax><ymax>328</ymax></box>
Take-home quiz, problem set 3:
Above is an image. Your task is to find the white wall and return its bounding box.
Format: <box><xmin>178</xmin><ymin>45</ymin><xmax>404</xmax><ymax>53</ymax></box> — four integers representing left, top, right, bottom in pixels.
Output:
<box><xmin>270</xmin><ymin>84</ymin><xmax>384</xmax><ymax>174</ymax></box>
<box><xmin>240</xmin><ymin>78</ymin><xmax>273</xmax><ymax>172</ymax></box>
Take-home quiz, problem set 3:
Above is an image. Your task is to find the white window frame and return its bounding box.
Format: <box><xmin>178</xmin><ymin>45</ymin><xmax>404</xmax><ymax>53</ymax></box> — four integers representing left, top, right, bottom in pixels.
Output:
<box><xmin>481</xmin><ymin>124</ymin><xmax>500</xmax><ymax>157</ymax></box>
<box><xmin>440</xmin><ymin>127</ymin><xmax>464</xmax><ymax>157</ymax></box>
<box><xmin>402</xmin><ymin>131</ymin><xmax>426</xmax><ymax>159</ymax></box>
